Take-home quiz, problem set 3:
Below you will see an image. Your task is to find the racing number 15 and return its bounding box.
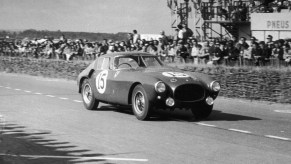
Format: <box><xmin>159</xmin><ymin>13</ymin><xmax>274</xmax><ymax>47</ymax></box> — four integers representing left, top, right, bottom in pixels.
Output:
<box><xmin>96</xmin><ymin>70</ymin><xmax>108</xmax><ymax>94</ymax></box>
<box><xmin>97</xmin><ymin>73</ymin><xmax>106</xmax><ymax>90</ymax></box>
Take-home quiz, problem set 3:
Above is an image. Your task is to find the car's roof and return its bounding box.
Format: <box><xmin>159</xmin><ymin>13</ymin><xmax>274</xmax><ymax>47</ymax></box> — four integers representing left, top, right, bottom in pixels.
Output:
<box><xmin>100</xmin><ymin>52</ymin><xmax>156</xmax><ymax>58</ymax></box>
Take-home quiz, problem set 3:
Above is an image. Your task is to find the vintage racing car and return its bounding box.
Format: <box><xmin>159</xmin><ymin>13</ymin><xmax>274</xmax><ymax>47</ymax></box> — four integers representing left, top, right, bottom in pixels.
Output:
<box><xmin>77</xmin><ymin>52</ymin><xmax>220</xmax><ymax>120</ymax></box>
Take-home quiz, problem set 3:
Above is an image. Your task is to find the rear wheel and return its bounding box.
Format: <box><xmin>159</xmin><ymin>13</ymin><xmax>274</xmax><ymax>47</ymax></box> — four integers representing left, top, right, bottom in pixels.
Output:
<box><xmin>191</xmin><ymin>103</ymin><xmax>213</xmax><ymax>119</ymax></box>
<box><xmin>81</xmin><ymin>79</ymin><xmax>99</xmax><ymax>110</ymax></box>
<box><xmin>131</xmin><ymin>85</ymin><xmax>151</xmax><ymax>120</ymax></box>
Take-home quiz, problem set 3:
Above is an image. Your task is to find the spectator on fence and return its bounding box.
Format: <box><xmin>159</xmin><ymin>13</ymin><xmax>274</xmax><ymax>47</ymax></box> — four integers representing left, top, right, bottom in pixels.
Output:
<box><xmin>177</xmin><ymin>40</ymin><xmax>188</xmax><ymax>63</ymax></box>
<box><xmin>139</xmin><ymin>39</ymin><xmax>146</xmax><ymax>48</ymax></box>
<box><xmin>177</xmin><ymin>24</ymin><xmax>186</xmax><ymax>42</ymax></box>
<box><xmin>107</xmin><ymin>40</ymin><xmax>116</xmax><ymax>53</ymax></box>
<box><xmin>200</xmin><ymin>41</ymin><xmax>210</xmax><ymax>64</ymax></box>
<box><xmin>150</xmin><ymin>40</ymin><xmax>158</xmax><ymax>55</ymax></box>
<box><xmin>99</xmin><ymin>39</ymin><xmax>108</xmax><ymax>56</ymax></box>
<box><xmin>76</xmin><ymin>40</ymin><xmax>85</xmax><ymax>60</ymax></box>
<box><xmin>250</xmin><ymin>36</ymin><xmax>258</xmax><ymax>47</ymax></box>
<box><xmin>159</xmin><ymin>30</ymin><xmax>169</xmax><ymax>46</ymax></box>
<box><xmin>197</xmin><ymin>43</ymin><xmax>209</xmax><ymax>64</ymax></box>
<box><xmin>60</xmin><ymin>40</ymin><xmax>72</xmax><ymax>60</ymax></box>
<box><xmin>183</xmin><ymin>24</ymin><xmax>194</xmax><ymax>40</ymax></box>
<box><xmin>241</xmin><ymin>42</ymin><xmax>254</xmax><ymax>66</ymax></box>
<box><xmin>159</xmin><ymin>45</ymin><xmax>167</xmax><ymax>62</ymax></box>
<box><xmin>278</xmin><ymin>39</ymin><xmax>286</xmax><ymax>65</ymax></box>
<box><xmin>266</xmin><ymin>35</ymin><xmax>273</xmax><ymax>44</ymax></box>
<box><xmin>236</xmin><ymin>37</ymin><xmax>249</xmax><ymax>63</ymax></box>
<box><xmin>185</xmin><ymin>43</ymin><xmax>192</xmax><ymax>63</ymax></box>
<box><xmin>231</xmin><ymin>7</ymin><xmax>240</xmax><ymax>21</ymax></box>
<box><xmin>84</xmin><ymin>42</ymin><xmax>96</xmax><ymax>60</ymax></box>
<box><xmin>168</xmin><ymin>40</ymin><xmax>178</xmax><ymax>63</ymax></box>
<box><xmin>208</xmin><ymin>40</ymin><xmax>216</xmax><ymax>61</ymax></box>
<box><xmin>157</xmin><ymin>38</ymin><xmax>168</xmax><ymax>62</ymax></box>
<box><xmin>132</xmin><ymin>30</ymin><xmax>141</xmax><ymax>44</ymax></box>
<box><xmin>146</xmin><ymin>41</ymin><xmax>158</xmax><ymax>55</ymax></box>
<box><xmin>173</xmin><ymin>29</ymin><xmax>179</xmax><ymax>41</ymax></box>
<box><xmin>258</xmin><ymin>41</ymin><xmax>271</xmax><ymax>66</ymax></box>
<box><xmin>271</xmin><ymin>41</ymin><xmax>283</xmax><ymax>66</ymax></box>
<box><xmin>239</xmin><ymin>3</ymin><xmax>248</xmax><ymax>21</ymax></box>
<box><xmin>211</xmin><ymin>42</ymin><xmax>224</xmax><ymax>65</ymax></box>
<box><xmin>118</xmin><ymin>41</ymin><xmax>127</xmax><ymax>52</ymax></box>
<box><xmin>190</xmin><ymin>39</ymin><xmax>199</xmax><ymax>64</ymax></box>
<box><xmin>43</xmin><ymin>39</ymin><xmax>54</xmax><ymax>59</ymax></box>
<box><xmin>138</xmin><ymin>41</ymin><xmax>147</xmax><ymax>52</ymax></box>
<box><xmin>220</xmin><ymin>42</ymin><xmax>229</xmax><ymax>65</ymax></box>
<box><xmin>282</xmin><ymin>43</ymin><xmax>291</xmax><ymax>65</ymax></box>
<box><xmin>126</xmin><ymin>33</ymin><xmax>133</xmax><ymax>46</ymax></box>
<box><xmin>217</xmin><ymin>7</ymin><xmax>229</xmax><ymax>20</ymax></box>
<box><xmin>250</xmin><ymin>42</ymin><xmax>263</xmax><ymax>66</ymax></box>
<box><xmin>230</xmin><ymin>37</ymin><xmax>237</xmax><ymax>45</ymax></box>
<box><xmin>227</xmin><ymin>40</ymin><xmax>240</xmax><ymax>66</ymax></box>
<box><xmin>236</xmin><ymin>37</ymin><xmax>249</xmax><ymax>52</ymax></box>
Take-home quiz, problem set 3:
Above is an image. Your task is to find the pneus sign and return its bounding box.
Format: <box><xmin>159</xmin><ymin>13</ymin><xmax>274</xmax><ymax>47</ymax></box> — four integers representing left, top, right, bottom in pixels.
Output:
<box><xmin>96</xmin><ymin>70</ymin><xmax>108</xmax><ymax>94</ymax></box>
<box><xmin>251</xmin><ymin>13</ymin><xmax>291</xmax><ymax>31</ymax></box>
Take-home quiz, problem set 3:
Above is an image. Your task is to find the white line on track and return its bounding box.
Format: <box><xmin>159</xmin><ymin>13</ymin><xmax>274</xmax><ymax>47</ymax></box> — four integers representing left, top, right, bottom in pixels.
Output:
<box><xmin>4</xmin><ymin>86</ymin><xmax>291</xmax><ymax>144</ymax></box>
<box><xmin>34</xmin><ymin>92</ymin><xmax>43</xmax><ymax>95</ymax></box>
<box><xmin>264</xmin><ymin>135</ymin><xmax>291</xmax><ymax>141</ymax></box>
<box><xmin>228</xmin><ymin>129</ymin><xmax>252</xmax><ymax>134</ymax></box>
<box><xmin>195</xmin><ymin>122</ymin><xmax>217</xmax><ymax>127</ymax></box>
<box><xmin>0</xmin><ymin>154</ymin><xmax>148</xmax><ymax>162</ymax></box>
<box><xmin>274</xmin><ymin>110</ymin><xmax>291</xmax><ymax>114</ymax></box>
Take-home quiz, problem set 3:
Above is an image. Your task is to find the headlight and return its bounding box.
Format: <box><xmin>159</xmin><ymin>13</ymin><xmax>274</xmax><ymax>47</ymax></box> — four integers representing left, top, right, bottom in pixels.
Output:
<box><xmin>210</xmin><ymin>81</ymin><xmax>220</xmax><ymax>92</ymax></box>
<box><xmin>155</xmin><ymin>81</ymin><xmax>166</xmax><ymax>93</ymax></box>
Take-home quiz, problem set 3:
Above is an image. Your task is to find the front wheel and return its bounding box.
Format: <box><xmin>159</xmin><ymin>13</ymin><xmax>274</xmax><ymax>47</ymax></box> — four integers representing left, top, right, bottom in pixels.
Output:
<box><xmin>131</xmin><ymin>85</ymin><xmax>151</xmax><ymax>120</ymax></box>
<box><xmin>191</xmin><ymin>103</ymin><xmax>213</xmax><ymax>119</ymax></box>
<box><xmin>81</xmin><ymin>79</ymin><xmax>99</xmax><ymax>110</ymax></box>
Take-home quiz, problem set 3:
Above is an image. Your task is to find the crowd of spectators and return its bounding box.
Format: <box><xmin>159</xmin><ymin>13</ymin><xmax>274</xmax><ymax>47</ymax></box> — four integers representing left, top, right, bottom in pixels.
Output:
<box><xmin>253</xmin><ymin>0</ymin><xmax>291</xmax><ymax>13</ymax></box>
<box><xmin>204</xmin><ymin>0</ymin><xmax>291</xmax><ymax>22</ymax></box>
<box><xmin>1</xmin><ymin>29</ymin><xmax>291</xmax><ymax>67</ymax></box>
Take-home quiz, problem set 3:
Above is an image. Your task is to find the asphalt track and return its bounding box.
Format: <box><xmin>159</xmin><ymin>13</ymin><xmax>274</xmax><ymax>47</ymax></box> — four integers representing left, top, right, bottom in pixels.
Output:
<box><xmin>0</xmin><ymin>72</ymin><xmax>291</xmax><ymax>164</ymax></box>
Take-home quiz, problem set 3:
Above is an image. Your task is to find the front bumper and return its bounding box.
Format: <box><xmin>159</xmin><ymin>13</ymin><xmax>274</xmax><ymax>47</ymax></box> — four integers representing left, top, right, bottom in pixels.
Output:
<box><xmin>153</xmin><ymin>95</ymin><xmax>214</xmax><ymax>109</ymax></box>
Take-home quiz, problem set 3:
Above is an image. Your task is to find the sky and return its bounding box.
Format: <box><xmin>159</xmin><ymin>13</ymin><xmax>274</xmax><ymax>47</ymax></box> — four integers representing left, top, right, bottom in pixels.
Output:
<box><xmin>0</xmin><ymin>0</ymin><xmax>173</xmax><ymax>34</ymax></box>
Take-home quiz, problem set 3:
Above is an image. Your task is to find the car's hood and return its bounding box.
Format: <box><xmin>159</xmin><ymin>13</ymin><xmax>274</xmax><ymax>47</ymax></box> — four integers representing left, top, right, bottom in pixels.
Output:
<box><xmin>136</xmin><ymin>66</ymin><xmax>203</xmax><ymax>87</ymax></box>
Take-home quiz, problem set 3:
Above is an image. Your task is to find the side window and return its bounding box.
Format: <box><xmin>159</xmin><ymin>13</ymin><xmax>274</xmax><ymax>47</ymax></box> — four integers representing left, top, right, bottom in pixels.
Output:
<box><xmin>114</xmin><ymin>57</ymin><xmax>139</xmax><ymax>69</ymax></box>
<box><xmin>96</xmin><ymin>58</ymin><xmax>104</xmax><ymax>70</ymax></box>
<box><xmin>101</xmin><ymin>57</ymin><xmax>110</xmax><ymax>70</ymax></box>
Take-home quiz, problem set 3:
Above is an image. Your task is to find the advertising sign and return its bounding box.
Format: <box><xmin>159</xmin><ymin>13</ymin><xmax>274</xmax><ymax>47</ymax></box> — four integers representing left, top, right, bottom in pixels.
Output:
<box><xmin>251</xmin><ymin>13</ymin><xmax>291</xmax><ymax>31</ymax></box>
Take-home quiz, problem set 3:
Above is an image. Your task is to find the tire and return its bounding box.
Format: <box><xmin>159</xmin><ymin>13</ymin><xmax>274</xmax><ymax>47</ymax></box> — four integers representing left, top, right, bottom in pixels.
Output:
<box><xmin>191</xmin><ymin>103</ymin><xmax>213</xmax><ymax>119</ymax></box>
<box><xmin>131</xmin><ymin>85</ymin><xmax>151</xmax><ymax>120</ymax></box>
<box><xmin>81</xmin><ymin>79</ymin><xmax>99</xmax><ymax>110</ymax></box>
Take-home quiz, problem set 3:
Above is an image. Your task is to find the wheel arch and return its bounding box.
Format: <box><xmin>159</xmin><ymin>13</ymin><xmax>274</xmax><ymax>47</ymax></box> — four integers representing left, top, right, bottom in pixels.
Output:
<box><xmin>128</xmin><ymin>82</ymin><xmax>142</xmax><ymax>105</ymax></box>
<box><xmin>78</xmin><ymin>69</ymin><xmax>95</xmax><ymax>93</ymax></box>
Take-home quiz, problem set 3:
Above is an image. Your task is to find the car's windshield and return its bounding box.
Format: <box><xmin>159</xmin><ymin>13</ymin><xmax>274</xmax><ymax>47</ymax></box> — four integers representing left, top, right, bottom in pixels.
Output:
<box><xmin>114</xmin><ymin>55</ymin><xmax>163</xmax><ymax>69</ymax></box>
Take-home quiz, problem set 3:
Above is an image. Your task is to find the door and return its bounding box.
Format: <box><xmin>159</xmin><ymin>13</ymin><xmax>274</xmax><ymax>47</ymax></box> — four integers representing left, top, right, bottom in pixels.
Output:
<box><xmin>90</xmin><ymin>57</ymin><xmax>113</xmax><ymax>102</ymax></box>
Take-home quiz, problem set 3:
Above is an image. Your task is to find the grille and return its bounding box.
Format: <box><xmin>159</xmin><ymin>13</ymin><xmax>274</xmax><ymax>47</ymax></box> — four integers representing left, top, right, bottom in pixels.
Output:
<box><xmin>174</xmin><ymin>84</ymin><xmax>205</xmax><ymax>102</ymax></box>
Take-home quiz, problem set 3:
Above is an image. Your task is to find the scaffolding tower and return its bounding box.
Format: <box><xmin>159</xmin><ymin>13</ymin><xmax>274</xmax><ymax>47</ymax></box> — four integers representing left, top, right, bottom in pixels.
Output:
<box><xmin>167</xmin><ymin>0</ymin><xmax>258</xmax><ymax>41</ymax></box>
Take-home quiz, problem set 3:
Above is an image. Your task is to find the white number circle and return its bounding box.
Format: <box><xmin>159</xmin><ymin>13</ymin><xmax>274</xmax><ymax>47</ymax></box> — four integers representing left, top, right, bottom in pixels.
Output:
<box><xmin>96</xmin><ymin>70</ymin><xmax>108</xmax><ymax>94</ymax></box>
<box><xmin>162</xmin><ymin>72</ymin><xmax>189</xmax><ymax>78</ymax></box>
